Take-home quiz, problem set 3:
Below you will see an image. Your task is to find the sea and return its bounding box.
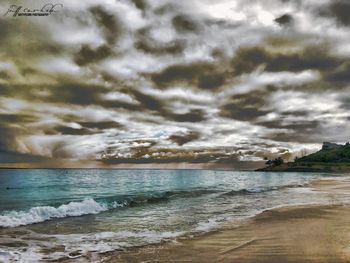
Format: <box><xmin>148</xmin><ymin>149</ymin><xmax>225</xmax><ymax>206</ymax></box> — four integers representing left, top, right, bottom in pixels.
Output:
<box><xmin>0</xmin><ymin>169</ymin><xmax>348</xmax><ymax>262</ymax></box>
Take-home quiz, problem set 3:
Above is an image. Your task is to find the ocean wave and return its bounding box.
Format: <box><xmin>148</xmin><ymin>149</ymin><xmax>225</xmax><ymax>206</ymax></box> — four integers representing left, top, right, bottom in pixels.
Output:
<box><xmin>0</xmin><ymin>189</ymin><xmax>222</xmax><ymax>228</ymax></box>
<box><xmin>0</xmin><ymin>190</ymin><xmax>215</xmax><ymax>228</ymax></box>
<box><xmin>220</xmin><ymin>183</ymin><xmax>307</xmax><ymax>196</ymax></box>
<box><xmin>94</xmin><ymin>189</ymin><xmax>221</xmax><ymax>209</ymax></box>
<box><xmin>0</xmin><ymin>198</ymin><xmax>124</xmax><ymax>228</ymax></box>
<box><xmin>0</xmin><ymin>183</ymin><xmax>307</xmax><ymax>228</ymax></box>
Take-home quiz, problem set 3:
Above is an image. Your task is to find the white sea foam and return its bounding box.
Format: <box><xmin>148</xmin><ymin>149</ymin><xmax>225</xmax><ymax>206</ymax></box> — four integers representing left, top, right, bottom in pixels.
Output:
<box><xmin>0</xmin><ymin>198</ymin><xmax>111</xmax><ymax>228</ymax></box>
<box><xmin>195</xmin><ymin>218</ymin><xmax>220</xmax><ymax>232</ymax></box>
<box><xmin>0</xmin><ymin>246</ymin><xmax>44</xmax><ymax>263</ymax></box>
<box><xmin>50</xmin><ymin>230</ymin><xmax>185</xmax><ymax>245</ymax></box>
<box><xmin>0</xmin><ymin>230</ymin><xmax>185</xmax><ymax>262</ymax></box>
<box><xmin>194</xmin><ymin>216</ymin><xmax>233</xmax><ymax>232</ymax></box>
<box><xmin>47</xmin><ymin>230</ymin><xmax>185</xmax><ymax>260</ymax></box>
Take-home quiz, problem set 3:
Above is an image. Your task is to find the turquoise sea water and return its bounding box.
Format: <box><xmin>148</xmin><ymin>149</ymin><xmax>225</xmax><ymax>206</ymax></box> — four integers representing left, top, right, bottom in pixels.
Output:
<box><xmin>0</xmin><ymin>169</ymin><xmax>345</xmax><ymax>262</ymax></box>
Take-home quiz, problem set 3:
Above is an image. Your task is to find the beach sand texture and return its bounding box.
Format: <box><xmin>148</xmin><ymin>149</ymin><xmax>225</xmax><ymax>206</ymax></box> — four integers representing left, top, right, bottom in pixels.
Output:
<box><xmin>110</xmin><ymin>178</ymin><xmax>350</xmax><ymax>263</ymax></box>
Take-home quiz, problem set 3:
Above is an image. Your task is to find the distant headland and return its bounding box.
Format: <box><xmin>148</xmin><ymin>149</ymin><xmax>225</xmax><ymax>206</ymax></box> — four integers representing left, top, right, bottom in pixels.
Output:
<box><xmin>258</xmin><ymin>142</ymin><xmax>350</xmax><ymax>173</ymax></box>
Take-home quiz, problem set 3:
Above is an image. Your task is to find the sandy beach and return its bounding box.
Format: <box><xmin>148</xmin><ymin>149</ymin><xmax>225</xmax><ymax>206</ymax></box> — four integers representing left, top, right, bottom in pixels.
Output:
<box><xmin>109</xmin><ymin>178</ymin><xmax>350</xmax><ymax>263</ymax></box>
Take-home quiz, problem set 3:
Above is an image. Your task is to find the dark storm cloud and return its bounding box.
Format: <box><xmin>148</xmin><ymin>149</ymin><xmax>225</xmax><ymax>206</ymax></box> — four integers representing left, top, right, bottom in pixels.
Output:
<box><xmin>52</xmin><ymin>83</ymin><xmax>134</xmax><ymax>110</ymax></box>
<box><xmin>74</xmin><ymin>44</ymin><xmax>113</xmax><ymax>66</ymax></box>
<box><xmin>127</xmin><ymin>89</ymin><xmax>206</xmax><ymax>122</ymax></box>
<box><xmin>220</xmin><ymin>107</ymin><xmax>270</xmax><ymax>122</ymax></box>
<box><xmin>46</xmin><ymin>121</ymin><xmax>125</xmax><ymax>137</ymax></box>
<box><xmin>48</xmin><ymin>83</ymin><xmax>145</xmax><ymax>112</ymax></box>
<box><xmin>0</xmin><ymin>114</ymin><xmax>39</xmax><ymax>153</ymax></box>
<box><xmin>274</xmin><ymin>14</ymin><xmax>294</xmax><ymax>26</ymax></box>
<box><xmin>60</xmin><ymin>114</ymin><xmax>126</xmax><ymax>132</ymax></box>
<box><xmin>50</xmin><ymin>141</ymin><xmax>74</xmax><ymax>159</ymax></box>
<box><xmin>231</xmin><ymin>46</ymin><xmax>270</xmax><ymax>75</ymax></box>
<box><xmin>1</xmin><ymin>80</ymin><xmax>205</xmax><ymax>125</ymax></box>
<box><xmin>170</xmin><ymin>109</ymin><xmax>206</xmax><ymax>123</ymax></box>
<box><xmin>257</xmin><ymin>119</ymin><xmax>320</xmax><ymax>131</ymax></box>
<box><xmin>231</xmin><ymin>45</ymin><xmax>339</xmax><ymax>75</ymax></box>
<box><xmin>89</xmin><ymin>6</ymin><xmax>122</xmax><ymax>45</ymax></box>
<box><xmin>169</xmin><ymin>131</ymin><xmax>200</xmax><ymax>146</ymax></box>
<box><xmin>340</xmin><ymin>96</ymin><xmax>350</xmax><ymax>110</ymax></box>
<box><xmin>48</xmin><ymin>83</ymin><xmax>108</xmax><ymax>105</ymax></box>
<box><xmin>150</xmin><ymin>62</ymin><xmax>227</xmax><ymax>90</ymax></box>
<box><xmin>0</xmin><ymin>127</ymin><xmax>17</xmax><ymax>151</ymax></box>
<box><xmin>0</xmin><ymin>150</ymin><xmax>48</xmax><ymax>164</ymax></box>
<box><xmin>318</xmin><ymin>0</ymin><xmax>350</xmax><ymax>26</ymax></box>
<box><xmin>78</xmin><ymin>121</ymin><xmax>124</xmax><ymax>130</ymax></box>
<box><xmin>265</xmin><ymin>47</ymin><xmax>338</xmax><ymax>72</ymax></box>
<box><xmin>0</xmin><ymin>71</ymin><xmax>10</xmax><ymax>80</ymax></box>
<box><xmin>51</xmin><ymin>126</ymin><xmax>95</xmax><ymax>136</ymax></box>
<box><xmin>130</xmin><ymin>89</ymin><xmax>165</xmax><ymax>111</ymax></box>
<box><xmin>263</xmin><ymin>131</ymin><xmax>322</xmax><ymax>144</ymax></box>
<box><xmin>0</xmin><ymin>116</ymin><xmax>42</xmax><ymax>162</ymax></box>
<box><xmin>131</xmin><ymin>0</ymin><xmax>148</xmax><ymax>11</ymax></box>
<box><xmin>135</xmin><ymin>39</ymin><xmax>185</xmax><ymax>55</ymax></box>
<box><xmin>325</xmin><ymin>62</ymin><xmax>350</xmax><ymax>83</ymax></box>
<box><xmin>220</xmin><ymin>91</ymin><xmax>271</xmax><ymax>121</ymax></box>
<box><xmin>280</xmin><ymin>111</ymin><xmax>310</xmax><ymax>117</ymax></box>
<box><xmin>0</xmin><ymin>82</ymin><xmax>142</xmax><ymax>114</ymax></box>
<box><xmin>0</xmin><ymin>114</ymin><xmax>37</xmax><ymax>124</ymax></box>
<box><xmin>172</xmin><ymin>15</ymin><xmax>200</xmax><ymax>33</ymax></box>
<box><xmin>153</xmin><ymin>3</ymin><xmax>177</xmax><ymax>15</ymax></box>
<box><xmin>0</xmin><ymin>83</ymin><xmax>99</xmax><ymax>105</ymax></box>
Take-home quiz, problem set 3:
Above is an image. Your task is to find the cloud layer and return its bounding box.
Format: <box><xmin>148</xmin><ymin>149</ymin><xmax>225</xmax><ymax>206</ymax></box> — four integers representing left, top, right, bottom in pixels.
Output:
<box><xmin>0</xmin><ymin>0</ymin><xmax>349</xmax><ymax>166</ymax></box>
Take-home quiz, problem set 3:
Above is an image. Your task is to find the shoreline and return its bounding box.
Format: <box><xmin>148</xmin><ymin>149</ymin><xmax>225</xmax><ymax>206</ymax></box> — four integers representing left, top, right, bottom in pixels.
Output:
<box><xmin>258</xmin><ymin>162</ymin><xmax>350</xmax><ymax>173</ymax></box>
<box><xmin>105</xmin><ymin>178</ymin><xmax>350</xmax><ymax>263</ymax></box>
<box><xmin>0</xmin><ymin>166</ymin><xmax>346</xmax><ymax>174</ymax></box>
<box><xmin>1</xmin><ymin>164</ymin><xmax>349</xmax><ymax>174</ymax></box>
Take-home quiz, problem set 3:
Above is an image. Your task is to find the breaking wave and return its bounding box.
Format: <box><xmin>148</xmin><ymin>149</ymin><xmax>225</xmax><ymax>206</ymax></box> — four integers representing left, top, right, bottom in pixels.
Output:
<box><xmin>0</xmin><ymin>183</ymin><xmax>307</xmax><ymax>228</ymax></box>
<box><xmin>0</xmin><ymin>198</ymin><xmax>117</xmax><ymax>228</ymax></box>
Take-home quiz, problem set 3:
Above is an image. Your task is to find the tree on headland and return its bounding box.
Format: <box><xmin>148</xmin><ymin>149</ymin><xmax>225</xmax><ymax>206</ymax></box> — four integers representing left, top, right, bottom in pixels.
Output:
<box><xmin>296</xmin><ymin>142</ymin><xmax>350</xmax><ymax>163</ymax></box>
<box><xmin>265</xmin><ymin>157</ymin><xmax>284</xmax><ymax>167</ymax></box>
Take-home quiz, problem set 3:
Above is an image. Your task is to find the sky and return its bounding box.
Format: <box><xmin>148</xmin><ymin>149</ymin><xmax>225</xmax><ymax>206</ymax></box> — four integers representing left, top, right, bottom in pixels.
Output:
<box><xmin>0</xmin><ymin>0</ymin><xmax>349</xmax><ymax>168</ymax></box>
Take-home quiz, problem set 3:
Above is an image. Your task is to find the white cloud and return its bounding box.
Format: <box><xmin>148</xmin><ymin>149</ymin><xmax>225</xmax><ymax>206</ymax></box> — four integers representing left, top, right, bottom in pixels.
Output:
<box><xmin>1</xmin><ymin>0</ymin><xmax>349</xmax><ymax>164</ymax></box>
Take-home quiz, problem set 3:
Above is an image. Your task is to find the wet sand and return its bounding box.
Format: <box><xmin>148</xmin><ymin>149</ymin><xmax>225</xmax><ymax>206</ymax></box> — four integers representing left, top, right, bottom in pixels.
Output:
<box><xmin>108</xmin><ymin>178</ymin><xmax>350</xmax><ymax>263</ymax></box>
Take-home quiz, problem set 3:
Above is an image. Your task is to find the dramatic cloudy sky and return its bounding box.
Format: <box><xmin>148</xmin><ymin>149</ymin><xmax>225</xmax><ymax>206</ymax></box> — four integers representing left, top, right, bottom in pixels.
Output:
<box><xmin>0</xmin><ymin>0</ymin><xmax>349</xmax><ymax>167</ymax></box>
